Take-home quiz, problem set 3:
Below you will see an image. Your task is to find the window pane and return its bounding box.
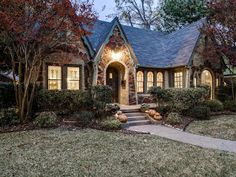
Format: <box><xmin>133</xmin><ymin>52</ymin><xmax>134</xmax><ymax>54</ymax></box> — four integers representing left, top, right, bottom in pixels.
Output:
<box><xmin>137</xmin><ymin>71</ymin><xmax>144</xmax><ymax>92</ymax></box>
<box><xmin>48</xmin><ymin>66</ymin><xmax>61</xmax><ymax>90</ymax></box>
<box><xmin>147</xmin><ymin>72</ymin><xmax>153</xmax><ymax>90</ymax></box>
<box><xmin>67</xmin><ymin>67</ymin><xmax>80</xmax><ymax>90</ymax></box>
<box><xmin>174</xmin><ymin>72</ymin><xmax>183</xmax><ymax>88</ymax></box>
<box><xmin>157</xmin><ymin>72</ymin><xmax>163</xmax><ymax>88</ymax></box>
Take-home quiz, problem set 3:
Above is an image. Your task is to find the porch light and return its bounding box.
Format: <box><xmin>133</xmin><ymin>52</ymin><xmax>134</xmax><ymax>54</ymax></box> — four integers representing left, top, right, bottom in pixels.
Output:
<box><xmin>111</xmin><ymin>51</ymin><xmax>122</xmax><ymax>60</ymax></box>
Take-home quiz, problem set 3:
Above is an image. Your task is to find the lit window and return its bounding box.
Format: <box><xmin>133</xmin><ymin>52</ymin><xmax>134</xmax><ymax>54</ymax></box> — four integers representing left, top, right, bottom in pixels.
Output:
<box><xmin>137</xmin><ymin>71</ymin><xmax>144</xmax><ymax>92</ymax></box>
<box><xmin>157</xmin><ymin>72</ymin><xmax>164</xmax><ymax>88</ymax></box>
<box><xmin>174</xmin><ymin>72</ymin><xmax>183</xmax><ymax>88</ymax></box>
<box><xmin>48</xmin><ymin>66</ymin><xmax>61</xmax><ymax>90</ymax></box>
<box><xmin>67</xmin><ymin>67</ymin><xmax>80</xmax><ymax>90</ymax></box>
<box><xmin>201</xmin><ymin>70</ymin><xmax>213</xmax><ymax>99</ymax></box>
<box><xmin>147</xmin><ymin>72</ymin><xmax>154</xmax><ymax>90</ymax></box>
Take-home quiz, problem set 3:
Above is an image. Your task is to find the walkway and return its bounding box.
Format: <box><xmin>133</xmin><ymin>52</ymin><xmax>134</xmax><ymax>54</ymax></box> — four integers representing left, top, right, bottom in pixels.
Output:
<box><xmin>125</xmin><ymin>125</ymin><xmax>236</xmax><ymax>153</ymax></box>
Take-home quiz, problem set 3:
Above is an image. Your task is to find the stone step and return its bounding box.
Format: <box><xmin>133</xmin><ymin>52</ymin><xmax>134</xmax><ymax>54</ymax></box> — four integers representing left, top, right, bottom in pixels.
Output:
<box><xmin>121</xmin><ymin>109</ymin><xmax>140</xmax><ymax>113</ymax></box>
<box><xmin>125</xmin><ymin>112</ymin><xmax>146</xmax><ymax>117</ymax></box>
<box><xmin>124</xmin><ymin>120</ymin><xmax>151</xmax><ymax>127</ymax></box>
<box><xmin>128</xmin><ymin>116</ymin><xmax>147</xmax><ymax>121</ymax></box>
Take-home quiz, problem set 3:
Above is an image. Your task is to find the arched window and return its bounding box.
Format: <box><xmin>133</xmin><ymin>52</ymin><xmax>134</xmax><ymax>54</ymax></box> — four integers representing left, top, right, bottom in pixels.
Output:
<box><xmin>147</xmin><ymin>72</ymin><xmax>154</xmax><ymax>90</ymax></box>
<box><xmin>201</xmin><ymin>70</ymin><xmax>213</xmax><ymax>99</ymax></box>
<box><xmin>137</xmin><ymin>71</ymin><xmax>144</xmax><ymax>93</ymax></box>
<box><xmin>157</xmin><ymin>72</ymin><xmax>164</xmax><ymax>88</ymax></box>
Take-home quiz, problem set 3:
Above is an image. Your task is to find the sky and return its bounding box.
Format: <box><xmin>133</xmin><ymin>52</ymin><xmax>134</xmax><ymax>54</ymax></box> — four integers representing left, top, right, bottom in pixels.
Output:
<box><xmin>93</xmin><ymin>0</ymin><xmax>116</xmax><ymax>21</ymax></box>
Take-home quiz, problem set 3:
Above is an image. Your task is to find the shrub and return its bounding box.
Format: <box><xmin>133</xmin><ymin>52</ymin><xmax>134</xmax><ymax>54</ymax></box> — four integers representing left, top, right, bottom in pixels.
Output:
<box><xmin>0</xmin><ymin>83</ymin><xmax>15</xmax><ymax>109</ymax></box>
<box><xmin>223</xmin><ymin>100</ymin><xmax>236</xmax><ymax>112</ymax></box>
<box><xmin>34</xmin><ymin>112</ymin><xmax>57</xmax><ymax>128</ymax></box>
<box><xmin>105</xmin><ymin>103</ymin><xmax>120</xmax><ymax>116</ymax></box>
<box><xmin>156</xmin><ymin>105</ymin><xmax>171</xmax><ymax>116</ymax></box>
<box><xmin>166</xmin><ymin>112</ymin><xmax>182</xmax><ymax>125</ymax></box>
<box><xmin>189</xmin><ymin>106</ymin><xmax>210</xmax><ymax>120</ymax></box>
<box><xmin>140</xmin><ymin>103</ymin><xmax>150</xmax><ymax>113</ymax></box>
<box><xmin>74</xmin><ymin>111</ymin><xmax>94</xmax><ymax>127</ymax></box>
<box><xmin>0</xmin><ymin>108</ymin><xmax>19</xmax><ymax>127</ymax></box>
<box><xmin>216</xmin><ymin>86</ymin><xmax>233</xmax><ymax>102</ymax></box>
<box><xmin>100</xmin><ymin>118</ymin><xmax>122</xmax><ymax>130</ymax></box>
<box><xmin>204</xmin><ymin>100</ymin><xmax>224</xmax><ymax>112</ymax></box>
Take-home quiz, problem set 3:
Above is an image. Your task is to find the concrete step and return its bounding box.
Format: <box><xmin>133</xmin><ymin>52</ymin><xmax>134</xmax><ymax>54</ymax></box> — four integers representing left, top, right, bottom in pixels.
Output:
<box><xmin>125</xmin><ymin>112</ymin><xmax>146</xmax><ymax>117</ymax></box>
<box><xmin>128</xmin><ymin>116</ymin><xmax>147</xmax><ymax>121</ymax></box>
<box><xmin>121</xmin><ymin>109</ymin><xmax>140</xmax><ymax>113</ymax></box>
<box><xmin>125</xmin><ymin>120</ymin><xmax>151</xmax><ymax>127</ymax></box>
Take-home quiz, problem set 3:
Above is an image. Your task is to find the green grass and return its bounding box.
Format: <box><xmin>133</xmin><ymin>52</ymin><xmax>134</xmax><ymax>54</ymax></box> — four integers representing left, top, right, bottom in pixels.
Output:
<box><xmin>186</xmin><ymin>115</ymin><xmax>236</xmax><ymax>141</ymax></box>
<box><xmin>0</xmin><ymin>129</ymin><xmax>236</xmax><ymax>177</ymax></box>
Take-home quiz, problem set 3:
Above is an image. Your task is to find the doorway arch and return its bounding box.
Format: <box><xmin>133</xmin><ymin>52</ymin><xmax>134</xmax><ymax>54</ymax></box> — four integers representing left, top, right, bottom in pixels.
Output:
<box><xmin>201</xmin><ymin>69</ymin><xmax>213</xmax><ymax>99</ymax></box>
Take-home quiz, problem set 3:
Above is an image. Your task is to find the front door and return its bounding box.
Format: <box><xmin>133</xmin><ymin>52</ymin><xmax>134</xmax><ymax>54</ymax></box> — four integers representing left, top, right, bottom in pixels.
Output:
<box><xmin>106</xmin><ymin>67</ymin><xmax>119</xmax><ymax>103</ymax></box>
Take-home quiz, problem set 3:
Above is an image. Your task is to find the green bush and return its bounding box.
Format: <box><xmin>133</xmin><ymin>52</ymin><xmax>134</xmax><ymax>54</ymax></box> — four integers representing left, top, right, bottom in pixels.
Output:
<box><xmin>166</xmin><ymin>112</ymin><xmax>182</xmax><ymax>125</ymax></box>
<box><xmin>100</xmin><ymin>118</ymin><xmax>122</xmax><ymax>130</ymax></box>
<box><xmin>105</xmin><ymin>103</ymin><xmax>120</xmax><ymax>116</ymax></box>
<box><xmin>223</xmin><ymin>100</ymin><xmax>236</xmax><ymax>112</ymax></box>
<box><xmin>0</xmin><ymin>83</ymin><xmax>15</xmax><ymax>109</ymax></box>
<box><xmin>34</xmin><ymin>112</ymin><xmax>57</xmax><ymax>128</ymax></box>
<box><xmin>216</xmin><ymin>86</ymin><xmax>233</xmax><ymax>102</ymax></box>
<box><xmin>189</xmin><ymin>106</ymin><xmax>210</xmax><ymax>120</ymax></box>
<box><xmin>74</xmin><ymin>111</ymin><xmax>94</xmax><ymax>126</ymax></box>
<box><xmin>204</xmin><ymin>100</ymin><xmax>224</xmax><ymax>112</ymax></box>
<box><xmin>156</xmin><ymin>105</ymin><xmax>171</xmax><ymax>116</ymax></box>
<box><xmin>0</xmin><ymin>108</ymin><xmax>19</xmax><ymax>127</ymax></box>
<box><xmin>140</xmin><ymin>103</ymin><xmax>150</xmax><ymax>113</ymax></box>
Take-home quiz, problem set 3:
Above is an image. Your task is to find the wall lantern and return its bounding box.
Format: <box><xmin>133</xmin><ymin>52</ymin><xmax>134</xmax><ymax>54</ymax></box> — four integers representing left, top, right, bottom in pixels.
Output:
<box><xmin>111</xmin><ymin>51</ymin><xmax>122</xmax><ymax>60</ymax></box>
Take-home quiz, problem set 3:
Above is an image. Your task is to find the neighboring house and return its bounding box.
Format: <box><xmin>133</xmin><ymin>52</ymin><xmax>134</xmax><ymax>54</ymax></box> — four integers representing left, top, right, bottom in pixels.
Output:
<box><xmin>40</xmin><ymin>17</ymin><xmax>223</xmax><ymax>105</ymax></box>
<box><xmin>0</xmin><ymin>72</ymin><xmax>16</xmax><ymax>83</ymax></box>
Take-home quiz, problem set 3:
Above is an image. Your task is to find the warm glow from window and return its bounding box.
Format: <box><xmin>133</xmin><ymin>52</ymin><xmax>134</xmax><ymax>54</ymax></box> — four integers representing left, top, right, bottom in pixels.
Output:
<box><xmin>48</xmin><ymin>66</ymin><xmax>61</xmax><ymax>90</ymax></box>
<box><xmin>111</xmin><ymin>51</ymin><xmax>122</xmax><ymax>60</ymax></box>
<box><xmin>201</xmin><ymin>70</ymin><xmax>213</xmax><ymax>99</ymax></box>
<box><xmin>67</xmin><ymin>67</ymin><xmax>80</xmax><ymax>90</ymax></box>
<box><xmin>174</xmin><ymin>72</ymin><xmax>183</xmax><ymax>88</ymax></box>
<box><xmin>157</xmin><ymin>72</ymin><xmax>164</xmax><ymax>88</ymax></box>
<box><xmin>137</xmin><ymin>71</ymin><xmax>144</xmax><ymax>92</ymax></box>
<box><xmin>147</xmin><ymin>72</ymin><xmax>154</xmax><ymax>90</ymax></box>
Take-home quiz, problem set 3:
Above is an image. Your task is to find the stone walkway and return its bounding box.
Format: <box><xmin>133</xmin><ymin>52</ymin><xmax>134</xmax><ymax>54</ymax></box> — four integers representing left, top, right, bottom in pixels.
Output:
<box><xmin>125</xmin><ymin>125</ymin><xmax>236</xmax><ymax>153</ymax></box>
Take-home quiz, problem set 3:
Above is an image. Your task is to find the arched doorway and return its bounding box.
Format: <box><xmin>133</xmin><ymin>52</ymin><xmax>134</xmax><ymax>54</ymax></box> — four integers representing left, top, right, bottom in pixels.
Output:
<box><xmin>201</xmin><ymin>69</ymin><xmax>213</xmax><ymax>99</ymax></box>
<box><xmin>105</xmin><ymin>62</ymin><xmax>127</xmax><ymax>104</ymax></box>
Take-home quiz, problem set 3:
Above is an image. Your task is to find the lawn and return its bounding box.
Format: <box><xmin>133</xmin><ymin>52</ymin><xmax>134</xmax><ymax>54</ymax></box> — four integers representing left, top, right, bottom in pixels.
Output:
<box><xmin>186</xmin><ymin>115</ymin><xmax>236</xmax><ymax>141</ymax></box>
<box><xmin>0</xmin><ymin>129</ymin><xmax>236</xmax><ymax>177</ymax></box>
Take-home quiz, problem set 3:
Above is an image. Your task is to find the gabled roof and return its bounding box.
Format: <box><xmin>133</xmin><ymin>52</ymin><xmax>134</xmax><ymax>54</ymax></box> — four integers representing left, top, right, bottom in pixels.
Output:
<box><xmin>87</xmin><ymin>18</ymin><xmax>204</xmax><ymax>68</ymax></box>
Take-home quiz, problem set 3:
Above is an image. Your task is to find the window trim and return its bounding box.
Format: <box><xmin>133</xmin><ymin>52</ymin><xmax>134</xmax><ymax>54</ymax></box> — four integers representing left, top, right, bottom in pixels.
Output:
<box><xmin>47</xmin><ymin>65</ymin><xmax>62</xmax><ymax>90</ymax></box>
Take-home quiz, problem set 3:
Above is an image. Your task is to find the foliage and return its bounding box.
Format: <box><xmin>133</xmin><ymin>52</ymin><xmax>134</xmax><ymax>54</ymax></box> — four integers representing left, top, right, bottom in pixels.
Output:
<box><xmin>34</xmin><ymin>112</ymin><xmax>57</xmax><ymax>128</ymax></box>
<box><xmin>0</xmin><ymin>83</ymin><xmax>15</xmax><ymax>109</ymax></box>
<box><xmin>223</xmin><ymin>100</ymin><xmax>236</xmax><ymax>112</ymax></box>
<box><xmin>36</xmin><ymin>90</ymin><xmax>91</xmax><ymax>113</ymax></box>
<box><xmin>140</xmin><ymin>103</ymin><xmax>150</xmax><ymax>113</ymax></box>
<box><xmin>156</xmin><ymin>105</ymin><xmax>171</xmax><ymax>117</ymax></box>
<box><xmin>166</xmin><ymin>112</ymin><xmax>181</xmax><ymax>125</ymax></box>
<box><xmin>0</xmin><ymin>108</ymin><xmax>19</xmax><ymax>127</ymax></box>
<box><xmin>0</xmin><ymin>0</ymin><xmax>97</xmax><ymax>122</ymax></box>
<box><xmin>189</xmin><ymin>106</ymin><xmax>210</xmax><ymax>120</ymax></box>
<box><xmin>204</xmin><ymin>100</ymin><xmax>224</xmax><ymax>112</ymax></box>
<box><xmin>216</xmin><ymin>86</ymin><xmax>234</xmax><ymax>102</ymax></box>
<box><xmin>149</xmin><ymin>86</ymin><xmax>209</xmax><ymax>114</ymax></box>
<box><xmin>112</xmin><ymin>0</ymin><xmax>162</xmax><ymax>30</ymax></box>
<box><xmin>105</xmin><ymin>103</ymin><xmax>120</xmax><ymax>116</ymax></box>
<box><xmin>161</xmin><ymin>0</ymin><xmax>208</xmax><ymax>32</ymax></box>
<box><xmin>74</xmin><ymin>111</ymin><xmax>94</xmax><ymax>127</ymax></box>
<box><xmin>100</xmin><ymin>118</ymin><xmax>122</xmax><ymax>130</ymax></box>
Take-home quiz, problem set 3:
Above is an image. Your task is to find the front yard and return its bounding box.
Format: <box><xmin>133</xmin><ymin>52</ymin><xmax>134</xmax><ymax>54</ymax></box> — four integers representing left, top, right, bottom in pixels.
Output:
<box><xmin>0</xmin><ymin>129</ymin><xmax>236</xmax><ymax>177</ymax></box>
<box><xmin>186</xmin><ymin>115</ymin><xmax>236</xmax><ymax>141</ymax></box>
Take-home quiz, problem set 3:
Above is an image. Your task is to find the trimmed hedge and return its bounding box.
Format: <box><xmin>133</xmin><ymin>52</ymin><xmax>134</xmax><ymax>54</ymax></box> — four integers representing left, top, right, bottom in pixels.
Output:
<box><xmin>100</xmin><ymin>118</ymin><xmax>122</xmax><ymax>130</ymax></box>
<box><xmin>189</xmin><ymin>106</ymin><xmax>210</xmax><ymax>120</ymax></box>
<box><xmin>34</xmin><ymin>112</ymin><xmax>57</xmax><ymax>128</ymax></box>
<box><xmin>204</xmin><ymin>100</ymin><xmax>224</xmax><ymax>112</ymax></box>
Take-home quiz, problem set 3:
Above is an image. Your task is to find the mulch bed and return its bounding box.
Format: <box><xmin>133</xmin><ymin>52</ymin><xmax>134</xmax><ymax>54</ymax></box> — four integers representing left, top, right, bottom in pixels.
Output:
<box><xmin>0</xmin><ymin>123</ymin><xmax>37</xmax><ymax>134</ymax></box>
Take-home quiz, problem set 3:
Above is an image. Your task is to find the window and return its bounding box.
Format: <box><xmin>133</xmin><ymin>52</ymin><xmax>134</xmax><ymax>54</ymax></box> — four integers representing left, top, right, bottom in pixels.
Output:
<box><xmin>157</xmin><ymin>72</ymin><xmax>164</xmax><ymax>88</ymax></box>
<box><xmin>48</xmin><ymin>66</ymin><xmax>62</xmax><ymax>90</ymax></box>
<box><xmin>201</xmin><ymin>70</ymin><xmax>213</xmax><ymax>99</ymax></box>
<box><xmin>174</xmin><ymin>72</ymin><xmax>183</xmax><ymax>88</ymax></box>
<box><xmin>137</xmin><ymin>71</ymin><xmax>144</xmax><ymax>92</ymax></box>
<box><xmin>67</xmin><ymin>67</ymin><xmax>80</xmax><ymax>90</ymax></box>
<box><xmin>147</xmin><ymin>72</ymin><xmax>154</xmax><ymax>90</ymax></box>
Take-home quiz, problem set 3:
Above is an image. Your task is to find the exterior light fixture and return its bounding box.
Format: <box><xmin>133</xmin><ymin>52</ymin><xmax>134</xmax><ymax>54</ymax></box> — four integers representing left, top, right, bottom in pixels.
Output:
<box><xmin>111</xmin><ymin>51</ymin><xmax>122</xmax><ymax>60</ymax></box>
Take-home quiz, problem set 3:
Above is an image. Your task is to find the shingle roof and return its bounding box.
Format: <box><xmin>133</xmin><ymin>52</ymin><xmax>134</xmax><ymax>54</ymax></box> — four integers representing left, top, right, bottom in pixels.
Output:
<box><xmin>87</xmin><ymin>18</ymin><xmax>204</xmax><ymax>68</ymax></box>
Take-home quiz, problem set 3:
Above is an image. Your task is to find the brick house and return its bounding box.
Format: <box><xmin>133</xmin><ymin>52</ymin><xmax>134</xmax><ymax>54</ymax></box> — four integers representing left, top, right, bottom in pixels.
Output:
<box><xmin>41</xmin><ymin>17</ymin><xmax>223</xmax><ymax>105</ymax></box>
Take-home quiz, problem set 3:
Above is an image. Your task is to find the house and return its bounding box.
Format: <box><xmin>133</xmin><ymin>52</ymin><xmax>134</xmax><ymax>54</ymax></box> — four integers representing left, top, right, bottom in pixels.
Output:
<box><xmin>40</xmin><ymin>17</ymin><xmax>223</xmax><ymax>105</ymax></box>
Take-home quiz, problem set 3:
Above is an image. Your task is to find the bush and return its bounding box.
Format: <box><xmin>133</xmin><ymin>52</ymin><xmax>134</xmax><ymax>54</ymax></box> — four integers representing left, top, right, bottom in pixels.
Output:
<box><xmin>224</xmin><ymin>100</ymin><xmax>236</xmax><ymax>112</ymax></box>
<box><xmin>140</xmin><ymin>103</ymin><xmax>150</xmax><ymax>113</ymax></box>
<box><xmin>74</xmin><ymin>111</ymin><xmax>94</xmax><ymax>127</ymax></box>
<box><xmin>166</xmin><ymin>112</ymin><xmax>182</xmax><ymax>125</ymax></box>
<box><xmin>204</xmin><ymin>100</ymin><xmax>224</xmax><ymax>112</ymax></box>
<box><xmin>189</xmin><ymin>106</ymin><xmax>210</xmax><ymax>120</ymax></box>
<box><xmin>105</xmin><ymin>103</ymin><xmax>120</xmax><ymax>116</ymax></box>
<box><xmin>156</xmin><ymin>105</ymin><xmax>171</xmax><ymax>116</ymax></box>
<box><xmin>0</xmin><ymin>83</ymin><xmax>15</xmax><ymax>109</ymax></box>
<box><xmin>216</xmin><ymin>86</ymin><xmax>233</xmax><ymax>102</ymax></box>
<box><xmin>0</xmin><ymin>108</ymin><xmax>19</xmax><ymax>127</ymax></box>
<box><xmin>100</xmin><ymin>118</ymin><xmax>122</xmax><ymax>130</ymax></box>
<box><xmin>34</xmin><ymin>112</ymin><xmax>57</xmax><ymax>128</ymax></box>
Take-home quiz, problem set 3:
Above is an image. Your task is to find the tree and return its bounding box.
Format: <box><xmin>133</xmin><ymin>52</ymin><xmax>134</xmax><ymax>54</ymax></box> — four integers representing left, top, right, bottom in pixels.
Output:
<box><xmin>111</xmin><ymin>0</ymin><xmax>162</xmax><ymax>30</ymax></box>
<box><xmin>201</xmin><ymin>0</ymin><xmax>236</xmax><ymax>100</ymax></box>
<box><xmin>0</xmin><ymin>0</ymin><xmax>97</xmax><ymax>122</ymax></box>
<box><xmin>162</xmin><ymin>0</ymin><xmax>208</xmax><ymax>32</ymax></box>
